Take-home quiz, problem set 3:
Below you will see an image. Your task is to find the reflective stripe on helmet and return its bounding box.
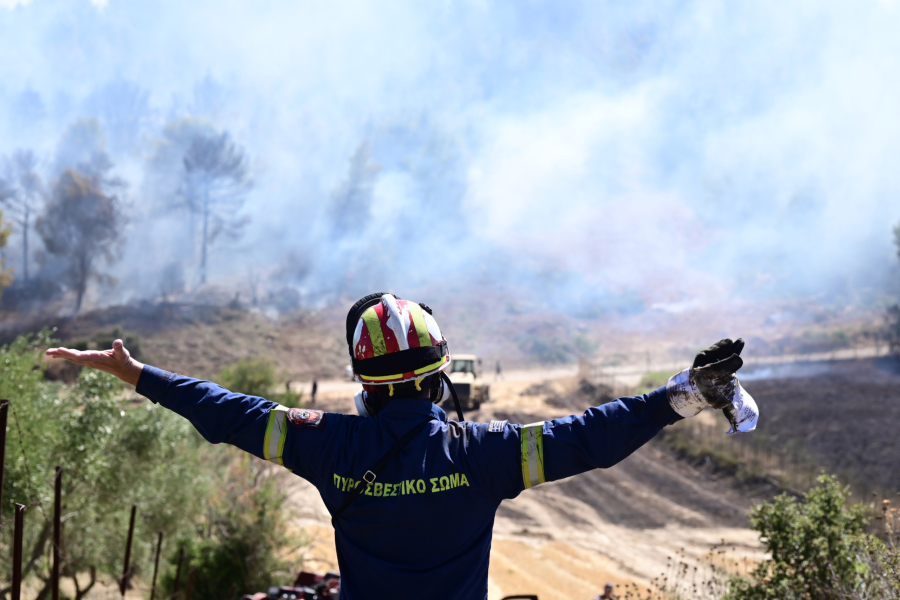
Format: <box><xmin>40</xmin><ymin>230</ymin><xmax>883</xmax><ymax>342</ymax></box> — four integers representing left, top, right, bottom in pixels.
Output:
<box><xmin>264</xmin><ymin>405</ymin><xmax>289</xmax><ymax>466</ymax></box>
<box><xmin>407</xmin><ymin>302</ymin><xmax>432</xmax><ymax>348</ymax></box>
<box><xmin>414</xmin><ymin>356</ymin><xmax>447</xmax><ymax>374</ymax></box>
<box><xmin>361</xmin><ymin>307</ymin><xmax>387</xmax><ymax>357</ymax></box>
<box><xmin>357</xmin><ymin>355</ymin><xmax>450</xmax><ymax>383</ymax></box>
<box><xmin>520</xmin><ymin>422</ymin><xmax>546</xmax><ymax>489</ymax></box>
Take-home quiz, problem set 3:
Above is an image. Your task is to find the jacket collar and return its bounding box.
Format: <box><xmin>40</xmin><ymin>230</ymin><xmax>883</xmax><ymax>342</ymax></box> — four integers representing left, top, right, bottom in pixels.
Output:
<box><xmin>377</xmin><ymin>398</ymin><xmax>448</xmax><ymax>423</ymax></box>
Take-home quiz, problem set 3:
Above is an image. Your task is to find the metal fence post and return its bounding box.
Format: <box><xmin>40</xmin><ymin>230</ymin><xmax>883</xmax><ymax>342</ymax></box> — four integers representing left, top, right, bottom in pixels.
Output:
<box><xmin>150</xmin><ymin>531</ymin><xmax>164</xmax><ymax>600</ymax></box>
<box><xmin>121</xmin><ymin>504</ymin><xmax>137</xmax><ymax>597</ymax></box>
<box><xmin>172</xmin><ymin>546</ymin><xmax>185</xmax><ymax>599</ymax></box>
<box><xmin>185</xmin><ymin>567</ymin><xmax>196</xmax><ymax>600</ymax></box>
<box><xmin>13</xmin><ymin>503</ymin><xmax>26</xmax><ymax>600</ymax></box>
<box><xmin>0</xmin><ymin>400</ymin><xmax>9</xmax><ymax>513</ymax></box>
<box><xmin>53</xmin><ymin>466</ymin><xmax>62</xmax><ymax>600</ymax></box>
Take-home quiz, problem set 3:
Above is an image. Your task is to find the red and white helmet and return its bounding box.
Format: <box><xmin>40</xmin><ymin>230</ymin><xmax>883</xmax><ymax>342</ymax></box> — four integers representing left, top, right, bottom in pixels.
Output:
<box><xmin>346</xmin><ymin>293</ymin><xmax>451</xmax><ymax>385</ymax></box>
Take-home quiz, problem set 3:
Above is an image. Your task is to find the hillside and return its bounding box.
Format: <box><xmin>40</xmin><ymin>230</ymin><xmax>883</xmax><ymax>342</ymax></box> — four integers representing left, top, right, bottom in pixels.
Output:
<box><xmin>13</xmin><ymin>301</ymin><xmax>900</xmax><ymax>598</ymax></box>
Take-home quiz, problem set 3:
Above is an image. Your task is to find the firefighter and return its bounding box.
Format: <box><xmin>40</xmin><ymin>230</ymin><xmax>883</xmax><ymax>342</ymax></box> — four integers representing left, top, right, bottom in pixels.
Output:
<box><xmin>46</xmin><ymin>293</ymin><xmax>757</xmax><ymax>600</ymax></box>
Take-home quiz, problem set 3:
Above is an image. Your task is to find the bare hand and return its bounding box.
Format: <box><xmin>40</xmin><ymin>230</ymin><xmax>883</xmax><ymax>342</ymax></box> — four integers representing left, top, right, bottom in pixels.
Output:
<box><xmin>45</xmin><ymin>339</ymin><xmax>145</xmax><ymax>387</ymax></box>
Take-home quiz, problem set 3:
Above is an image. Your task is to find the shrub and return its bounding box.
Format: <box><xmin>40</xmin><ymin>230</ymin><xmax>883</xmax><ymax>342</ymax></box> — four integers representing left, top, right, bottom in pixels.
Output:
<box><xmin>160</xmin><ymin>453</ymin><xmax>301</xmax><ymax>600</ymax></box>
<box><xmin>216</xmin><ymin>356</ymin><xmax>277</xmax><ymax>397</ymax></box>
<box><xmin>216</xmin><ymin>356</ymin><xmax>302</xmax><ymax>408</ymax></box>
<box><xmin>725</xmin><ymin>475</ymin><xmax>898</xmax><ymax>600</ymax></box>
<box><xmin>1</xmin><ymin>332</ymin><xmax>305</xmax><ymax>599</ymax></box>
<box><xmin>0</xmin><ymin>331</ymin><xmax>210</xmax><ymax>600</ymax></box>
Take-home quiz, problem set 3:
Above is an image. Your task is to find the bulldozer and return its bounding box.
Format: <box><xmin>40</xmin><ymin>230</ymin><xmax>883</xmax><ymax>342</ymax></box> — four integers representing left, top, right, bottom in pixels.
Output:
<box><xmin>443</xmin><ymin>354</ymin><xmax>490</xmax><ymax>411</ymax></box>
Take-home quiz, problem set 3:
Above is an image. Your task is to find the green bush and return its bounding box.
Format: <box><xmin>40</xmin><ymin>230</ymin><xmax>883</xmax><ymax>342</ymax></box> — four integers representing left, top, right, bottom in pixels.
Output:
<box><xmin>217</xmin><ymin>356</ymin><xmax>276</xmax><ymax>396</ymax></box>
<box><xmin>725</xmin><ymin>475</ymin><xmax>898</xmax><ymax>600</ymax></box>
<box><xmin>160</xmin><ymin>454</ymin><xmax>301</xmax><ymax>600</ymax></box>
<box><xmin>0</xmin><ymin>331</ymin><xmax>211</xmax><ymax>599</ymax></box>
<box><xmin>0</xmin><ymin>332</ymin><xmax>304</xmax><ymax>599</ymax></box>
<box><xmin>216</xmin><ymin>356</ymin><xmax>302</xmax><ymax>408</ymax></box>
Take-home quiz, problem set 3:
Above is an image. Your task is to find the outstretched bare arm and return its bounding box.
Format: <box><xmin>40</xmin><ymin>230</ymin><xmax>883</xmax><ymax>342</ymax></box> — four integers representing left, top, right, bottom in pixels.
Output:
<box><xmin>45</xmin><ymin>339</ymin><xmax>145</xmax><ymax>386</ymax></box>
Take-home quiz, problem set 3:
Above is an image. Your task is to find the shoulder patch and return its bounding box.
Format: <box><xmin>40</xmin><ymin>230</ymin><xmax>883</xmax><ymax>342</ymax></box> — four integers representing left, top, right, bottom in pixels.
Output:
<box><xmin>287</xmin><ymin>408</ymin><xmax>325</xmax><ymax>429</ymax></box>
<box><xmin>488</xmin><ymin>419</ymin><xmax>507</xmax><ymax>433</ymax></box>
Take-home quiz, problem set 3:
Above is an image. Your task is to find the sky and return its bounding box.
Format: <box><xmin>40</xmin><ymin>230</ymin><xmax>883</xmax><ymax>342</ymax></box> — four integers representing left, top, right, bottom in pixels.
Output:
<box><xmin>1</xmin><ymin>0</ymin><xmax>900</xmax><ymax>316</ymax></box>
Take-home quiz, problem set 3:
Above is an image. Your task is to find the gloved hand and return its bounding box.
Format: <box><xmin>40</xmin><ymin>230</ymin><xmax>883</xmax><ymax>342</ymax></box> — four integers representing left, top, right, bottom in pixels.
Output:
<box><xmin>667</xmin><ymin>338</ymin><xmax>758</xmax><ymax>433</ymax></box>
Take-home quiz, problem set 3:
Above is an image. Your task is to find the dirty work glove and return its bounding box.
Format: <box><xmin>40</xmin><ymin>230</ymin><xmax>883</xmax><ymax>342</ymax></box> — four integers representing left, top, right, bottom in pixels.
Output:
<box><xmin>666</xmin><ymin>338</ymin><xmax>759</xmax><ymax>433</ymax></box>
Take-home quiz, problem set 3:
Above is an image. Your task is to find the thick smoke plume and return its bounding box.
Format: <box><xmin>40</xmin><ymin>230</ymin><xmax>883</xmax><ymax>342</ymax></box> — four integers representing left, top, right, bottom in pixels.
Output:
<box><xmin>1</xmin><ymin>0</ymin><xmax>900</xmax><ymax>321</ymax></box>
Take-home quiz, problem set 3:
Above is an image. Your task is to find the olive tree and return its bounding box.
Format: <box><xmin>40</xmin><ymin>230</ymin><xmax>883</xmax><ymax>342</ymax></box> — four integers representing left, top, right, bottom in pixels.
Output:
<box><xmin>0</xmin><ymin>333</ymin><xmax>302</xmax><ymax>600</ymax></box>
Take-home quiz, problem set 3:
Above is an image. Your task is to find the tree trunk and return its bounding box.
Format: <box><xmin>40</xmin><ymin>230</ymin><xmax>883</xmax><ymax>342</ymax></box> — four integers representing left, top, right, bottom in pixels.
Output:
<box><xmin>72</xmin><ymin>566</ymin><xmax>96</xmax><ymax>600</ymax></box>
<box><xmin>74</xmin><ymin>254</ymin><xmax>89</xmax><ymax>313</ymax></box>
<box><xmin>22</xmin><ymin>207</ymin><xmax>29</xmax><ymax>282</ymax></box>
<box><xmin>200</xmin><ymin>186</ymin><xmax>209</xmax><ymax>285</ymax></box>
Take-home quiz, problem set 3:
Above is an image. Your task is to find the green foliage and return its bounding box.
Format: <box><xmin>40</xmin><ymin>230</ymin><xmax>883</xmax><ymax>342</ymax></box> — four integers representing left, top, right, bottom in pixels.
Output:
<box><xmin>1</xmin><ymin>332</ymin><xmax>303</xmax><ymax>599</ymax></box>
<box><xmin>725</xmin><ymin>475</ymin><xmax>890</xmax><ymax>600</ymax></box>
<box><xmin>217</xmin><ymin>356</ymin><xmax>276</xmax><ymax>396</ymax></box>
<box><xmin>1</xmin><ymin>331</ymin><xmax>210</xmax><ymax>599</ymax></box>
<box><xmin>36</xmin><ymin>165</ymin><xmax>125</xmax><ymax>311</ymax></box>
<box><xmin>216</xmin><ymin>356</ymin><xmax>302</xmax><ymax>408</ymax></box>
<box><xmin>160</xmin><ymin>454</ymin><xmax>300</xmax><ymax>600</ymax></box>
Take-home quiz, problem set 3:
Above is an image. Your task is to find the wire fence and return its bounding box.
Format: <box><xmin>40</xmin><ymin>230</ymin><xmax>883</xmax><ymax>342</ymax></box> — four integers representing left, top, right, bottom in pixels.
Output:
<box><xmin>0</xmin><ymin>399</ymin><xmax>182</xmax><ymax>600</ymax></box>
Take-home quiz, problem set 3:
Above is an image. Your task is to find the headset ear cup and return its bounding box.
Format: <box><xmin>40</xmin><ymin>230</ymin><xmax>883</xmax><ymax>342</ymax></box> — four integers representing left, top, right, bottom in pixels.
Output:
<box><xmin>354</xmin><ymin>389</ymin><xmax>371</xmax><ymax>418</ymax></box>
<box><xmin>429</xmin><ymin>376</ymin><xmax>448</xmax><ymax>403</ymax></box>
<box><xmin>439</xmin><ymin>371</ymin><xmax>465</xmax><ymax>422</ymax></box>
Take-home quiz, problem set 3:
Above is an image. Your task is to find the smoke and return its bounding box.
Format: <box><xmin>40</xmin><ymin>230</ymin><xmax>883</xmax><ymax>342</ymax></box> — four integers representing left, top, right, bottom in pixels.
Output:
<box><xmin>2</xmin><ymin>0</ymin><xmax>900</xmax><ymax>318</ymax></box>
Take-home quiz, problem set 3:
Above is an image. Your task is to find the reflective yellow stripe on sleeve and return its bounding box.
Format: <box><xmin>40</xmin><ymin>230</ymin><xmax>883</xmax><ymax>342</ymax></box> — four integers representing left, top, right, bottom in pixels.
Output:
<box><xmin>264</xmin><ymin>405</ymin><xmax>289</xmax><ymax>467</ymax></box>
<box><xmin>520</xmin><ymin>421</ymin><xmax>545</xmax><ymax>489</ymax></box>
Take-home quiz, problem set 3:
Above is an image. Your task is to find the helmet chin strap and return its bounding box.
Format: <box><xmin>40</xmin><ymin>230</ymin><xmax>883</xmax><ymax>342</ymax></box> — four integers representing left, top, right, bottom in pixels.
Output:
<box><xmin>439</xmin><ymin>371</ymin><xmax>465</xmax><ymax>422</ymax></box>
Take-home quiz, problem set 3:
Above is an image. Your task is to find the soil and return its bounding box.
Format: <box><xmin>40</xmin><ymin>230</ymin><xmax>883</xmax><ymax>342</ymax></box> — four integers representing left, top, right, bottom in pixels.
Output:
<box><xmin>742</xmin><ymin>356</ymin><xmax>900</xmax><ymax>497</ymax></box>
<box><xmin>10</xmin><ymin>301</ymin><xmax>897</xmax><ymax>598</ymax></box>
<box><xmin>8</xmin><ymin>302</ymin><xmax>350</xmax><ymax>382</ymax></box>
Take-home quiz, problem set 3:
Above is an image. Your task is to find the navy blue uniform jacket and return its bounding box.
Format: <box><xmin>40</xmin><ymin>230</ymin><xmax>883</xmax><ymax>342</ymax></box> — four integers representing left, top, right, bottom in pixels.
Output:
<box><xmin>136</xmin><ymin>365</ymin><xmax>681</xmax><ymax>600</ymax></box>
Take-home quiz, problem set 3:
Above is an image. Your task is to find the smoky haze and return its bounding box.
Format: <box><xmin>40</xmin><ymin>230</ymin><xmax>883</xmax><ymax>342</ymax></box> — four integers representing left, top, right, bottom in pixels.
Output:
<box><xmin>2</xmin><ymin>0</ymin><xmax>900</xmax><ymax>321</ymax></box>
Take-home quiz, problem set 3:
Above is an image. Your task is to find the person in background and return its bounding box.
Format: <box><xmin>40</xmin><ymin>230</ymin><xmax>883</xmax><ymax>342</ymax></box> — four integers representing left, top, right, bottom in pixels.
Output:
<box><xmin>593</xmin><ymin>582</ymin><xmax>616</xmax><ymax>599</ymax></box>
<box><xmin>495</xmin><ymin>359</ymin><xmax>503</xmax><ymax>381</ymax></box>
<box><xmin>311</xmin><ymin>379</ymin><xmax>318</xmax><ymax>404</ymax></box>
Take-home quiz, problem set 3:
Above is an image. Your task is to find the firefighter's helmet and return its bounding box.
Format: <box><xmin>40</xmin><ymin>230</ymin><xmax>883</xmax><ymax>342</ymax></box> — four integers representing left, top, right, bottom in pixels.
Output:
<box><xmin>346</xmin><ymin>293</ymin><xmax>451</xmax><ymax>385</ymax></box>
